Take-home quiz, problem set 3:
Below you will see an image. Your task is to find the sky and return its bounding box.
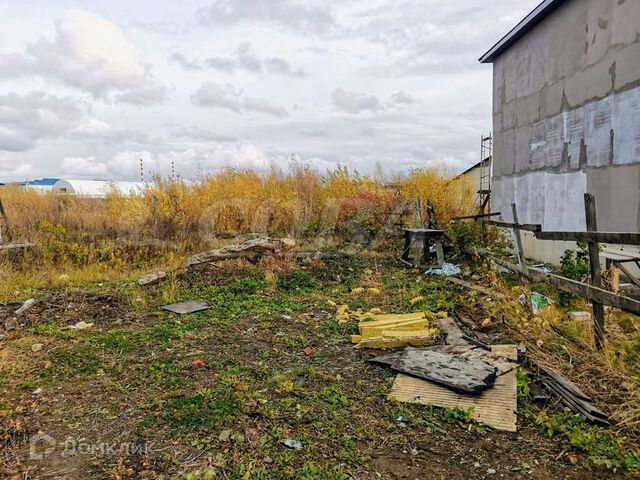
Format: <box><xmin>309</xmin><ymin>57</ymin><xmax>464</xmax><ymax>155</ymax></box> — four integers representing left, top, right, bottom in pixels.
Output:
<box><xmin>0</xmin><ymin>0</ymin><xmax>541</xmax><ymax>182</ymax></box>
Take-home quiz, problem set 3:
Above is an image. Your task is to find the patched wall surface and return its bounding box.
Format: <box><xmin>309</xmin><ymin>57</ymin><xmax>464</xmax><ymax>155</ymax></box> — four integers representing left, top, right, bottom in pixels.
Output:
<box><xmin>492</xmin><ymin>0</ymin><xmax>640</xmax><ymax>233</ymax></box>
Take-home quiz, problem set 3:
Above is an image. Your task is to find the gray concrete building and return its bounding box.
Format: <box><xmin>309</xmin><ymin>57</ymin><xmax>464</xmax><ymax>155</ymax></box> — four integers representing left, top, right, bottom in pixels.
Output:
<box><xmin>481</xmin><ymin>0</ymin><xmax>640</xmax><ymax>264</ymax></box>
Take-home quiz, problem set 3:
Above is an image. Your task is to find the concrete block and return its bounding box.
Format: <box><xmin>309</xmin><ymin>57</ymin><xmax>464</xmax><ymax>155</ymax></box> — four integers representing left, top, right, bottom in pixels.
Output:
<box><xmin>613</xmin><ymin>42</ymin><xmax>640</xmax><ymax>91</ymax></box>
<box><xmin>515</xmin><ymin>92</ymin><xmax>540</xmax><ymax>129</ymax></box>
<box><xmin>585</xmin><ymin>0</ymin><xmax>614</xmax><ymax>65</ymax></box>
<box><xmin>587</xmin><ymin>164</ymin><xmax>640</xmax><ymax>231</ymax></box>
<box><xmin>539</xmin><ymin>80</ymin><xmax>565</xmax><ymax>118</ymax></box>
<box><xmin>612</xmin><ymin>86</ymin><xmax>640</xmax><ymax>165</ymax></box>
<box><xmin>611</xmin><ymin>0</ymin><xmax>640</xmax><ymax>45</ymax></box>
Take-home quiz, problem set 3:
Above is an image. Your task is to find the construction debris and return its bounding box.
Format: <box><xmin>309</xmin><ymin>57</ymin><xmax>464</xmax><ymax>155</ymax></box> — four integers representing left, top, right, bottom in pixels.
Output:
<box><xmin>138</xmin><ymin>237</ymin><xmax>295</xmax><ymax>286</ymax></box>
<box><xmin>187</xmin><ymin>237</ymin><xmax>295</xmax><ymax>267</ymax></box>
<box><xmin>371</xmin><ymin>345</ymin><xmax>516</xmax><ymax>394</ymax></box>
<box><xmin>389</xmin><ymin>345</ymin><xmax>519</xmax><ymax>432</ymax></box>
<box><xmin>15</xmin><ymin>298</ymin><xmax>35</xmax><ymax>315</ymax></box>
<box><xmin>138</xmin><ymin>271</ymin><xmax>167</xmax><ymax>286</ymax></box>
<box><xmin>528</xmin><ymin>360</ymin><xmax>609</xmax><ymax>425</ymax></box>
<box><xmin>425</xmin><ymin>262</ymin><xmax>461</xmax><ymax>276</ymax></box>
<box><xmin>162</xmin><ymin>300</ymin><xmax>210</xmax><ymax>315</ymax></box>
<box><xmin>350</xmin><ymin>311</ymin><xmax>439</xmax><ymax>350</ymax></box>
<box><xmin>64</xmin><ymin>321</ymin><xmax>95</xmax><ymax>330</ymax></box>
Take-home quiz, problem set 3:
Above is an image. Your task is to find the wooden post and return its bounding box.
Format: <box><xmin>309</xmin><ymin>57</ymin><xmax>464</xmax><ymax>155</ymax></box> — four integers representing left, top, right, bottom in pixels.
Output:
<box><xmin>511</xmin><ymin>203</ymin><xmax>526</xmax><ymax>270</ymax></box>
<box><xmin>584</xmin><ymin>193</ymin><xmax>605</xmax><ymax>350</ymax></box>
<box><xmin>0</xmin><ymin>198</ymin><xmax>13</xmax><ymax>243</ymax></box>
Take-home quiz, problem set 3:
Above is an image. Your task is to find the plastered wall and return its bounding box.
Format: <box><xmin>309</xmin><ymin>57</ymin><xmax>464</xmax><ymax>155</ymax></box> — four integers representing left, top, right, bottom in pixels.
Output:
<box><xmin>491</xmin><ymin>0</ymin><xmax>640</xmax><ymax>262</ymax></box>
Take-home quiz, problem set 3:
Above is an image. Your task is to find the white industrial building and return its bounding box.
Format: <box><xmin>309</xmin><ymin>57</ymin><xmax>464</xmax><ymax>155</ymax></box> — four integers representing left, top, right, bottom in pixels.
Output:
<box><xmin>52</xmin><ymin>179</ymin><xmax>148</xmax><ymax>198</ymax></box>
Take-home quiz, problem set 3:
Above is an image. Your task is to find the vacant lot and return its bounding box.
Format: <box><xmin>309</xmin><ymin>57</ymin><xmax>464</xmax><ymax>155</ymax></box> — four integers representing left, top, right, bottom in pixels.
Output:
<box><xmin>1</xmin><ymin>251</ymin><xmax>638</xmax><ymax>479</ymax></box>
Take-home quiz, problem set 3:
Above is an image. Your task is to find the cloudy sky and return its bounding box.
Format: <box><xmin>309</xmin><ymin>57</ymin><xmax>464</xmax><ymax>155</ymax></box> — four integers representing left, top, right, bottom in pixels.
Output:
<box><xmin>0</xmin><ymin>0</ymin><xmax>539</xmax><ymax>182</ymax></box>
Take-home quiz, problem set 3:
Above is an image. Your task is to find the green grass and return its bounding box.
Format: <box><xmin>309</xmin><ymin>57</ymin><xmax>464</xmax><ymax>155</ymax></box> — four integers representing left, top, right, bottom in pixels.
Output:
<box><xmin>161</xmin><ymin>387</ymin><xmax>244</xmax><ymax>431</ymax></box>
<box><xmin>536</xmin><ymin>413</ymin><xmax>640</xmax><ymax>471</ymax></box>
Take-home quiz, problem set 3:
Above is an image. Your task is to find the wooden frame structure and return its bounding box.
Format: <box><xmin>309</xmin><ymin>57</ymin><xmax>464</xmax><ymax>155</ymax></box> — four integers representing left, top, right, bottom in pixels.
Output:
<box><xmin>464</xmin><ymin>194</ymin><xmax>640</xmax><ymax>350</ymax></box>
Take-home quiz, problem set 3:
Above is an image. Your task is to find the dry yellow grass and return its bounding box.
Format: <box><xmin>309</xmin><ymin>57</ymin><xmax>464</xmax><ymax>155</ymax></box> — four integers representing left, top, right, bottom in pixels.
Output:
<box><xmin>0</xmin><ymin>166</ymin><xmax>475</xmax><ymax>301</ymax></box>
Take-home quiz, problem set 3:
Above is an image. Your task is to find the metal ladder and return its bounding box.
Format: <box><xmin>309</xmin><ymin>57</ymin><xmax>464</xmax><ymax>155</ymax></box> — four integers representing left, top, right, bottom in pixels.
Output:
<box><xmin>478</xmin><ymin>134</ymin><xmax>493</xmax><ymax>214</ymax></box>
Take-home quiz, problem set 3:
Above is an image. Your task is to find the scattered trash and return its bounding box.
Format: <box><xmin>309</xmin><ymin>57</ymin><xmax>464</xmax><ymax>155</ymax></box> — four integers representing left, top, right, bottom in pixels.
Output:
<box><xmin>15</xmin><ymin>298</ymin><xmax>36</xmax><ymax>315</ymax></box>
<box><xmin>191</xmin><ymin>359</ymin><xmax>206</xmax><ymax>369</ymax></box>
<box><xmin>481</xmin><ymin>318</ymin><xmax>493</xmax><ymax>328</ymax></box>
<box><xmin>335</xmin><ymin>304</ymin><xmax>350</xmax><ymax>324</ymax></box>
<box><xmin>388</xmin><ymin>345</ymin><xmax>519</xmax><ymax>432</ymax></box>
<box><xmin>218</xmin><ymin>429</ymin><xmax>232</xmax><ymax>442</ymax></box>
<box><xmin>65</xmin><ymin>321</ymin><xmax>95</xmax><ymax>330</ymax></box>
<box><xmin>529</xmin><ymin>264</ymin><xmax>551</xmax><ymax>273</ymax></box>
<box><xmin>351</xmin><ymin>287</ymin><xmax>365</xmax><ymax>295</ymax></box>
<box><xmin>410</xmin><ymin>296</ymin><xmax>425</xmax><ymax>306</ymax></box>
<box><xmin>352</xmin><ymin>312</ymin><xmax>439</xmax><ymax>350</ymax></box>
<box><xmin>282</xmin><ymin>439</ymin><xmax>303</xmax><ymax>450</ymax></box>
<box><xmin>367</xmin><ymin>288</ymin><xmax>382</xmax><ymax>295</ymax></box>
<box><xmin>530</xmin><ymin>292</ymin><xmax>553</xmax><ymax>314</ymax></box>
<box><xmin>303</xmin><ymin>346</ymin><xmax>314</xmax><ymax>356</ymax></box>
<box><xmin>30</xmin><ymin>343</ymin><xmax>43</xmax><ymax>353</ymax></box>
<box><xmin>527</xmin><ymin>359</ymin><xmax>609</xmax><ymax>425</ymax></box>
<box><xmin>371</xmin><ymin>345</ymin><xmax>510</xmax><ymax>394</ymax></box>
<box><xmin>396</xmin><ymin>416</ymin><xmax>408</xmax><ymax>428</ymax></box>
<box><xmin>162</xmin><ymin>300</ymin><xmax>210</xmax><ymax>315</ymax></box>
<box><xmin>118</xmin><ymin>402</ymin><xmax>129</xmax><ymax>410</ymax></box>
<box><xmin>32</xmin><ymin>387</ymin><xmax>43</xmax><ymax>395</ymax></box>
<box><xmin>569</xmin><ymin>311</ymin><xmax>592</xmax><ymax>322</ymax></box>
<box><xmin>425</xmin><ymin>263</ymin><xmax>461</xmax><ymax>276</ymax></box>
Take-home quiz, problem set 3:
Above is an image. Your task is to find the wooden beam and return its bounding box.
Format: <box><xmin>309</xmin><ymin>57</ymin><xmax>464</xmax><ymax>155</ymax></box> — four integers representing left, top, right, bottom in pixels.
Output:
<box><xmin>451</xmin><ymin>212</ymin><xmax>501</xmax><ymax>221</ymax></box>
<box><xmin>585</xmin><ymin>194</ymin><xmax>605</xmax><ymax>350</ymax></box>
<box><xmin>535</xmin><ymin>231</ymin><xmax>640</xmax><ymax>245</ymax></box>
<box><xmin>486</xmin><ymin>220</ymin><xmax>542</xmax><ymax>232</ymax></box>
<box><xmin>488</xmin><ymin>255</ymin><xmax>640</xmax><ymax>316</ymax></box>
<box><xmin>511</xmin><ymin>203</ymin><xmax>526</xmax><ymax>270</ymax></box>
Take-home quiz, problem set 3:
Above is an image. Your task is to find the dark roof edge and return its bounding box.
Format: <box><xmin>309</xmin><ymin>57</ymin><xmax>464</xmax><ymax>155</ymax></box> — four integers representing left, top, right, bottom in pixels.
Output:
<box><xmin>479</xmin><ymin>0</ymin><xmax>566</xmax><ymax>64</ymax></box>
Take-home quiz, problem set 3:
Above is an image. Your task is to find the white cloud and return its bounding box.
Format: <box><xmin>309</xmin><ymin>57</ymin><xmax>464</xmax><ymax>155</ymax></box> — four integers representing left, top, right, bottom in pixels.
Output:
<box><xmin>0</xmin><ymin>91</ymin><xmax>93</xmax><ymax>152</ymax></box>
<box><xmin>196</xmin><ymin>0</ymin><xmax>335</xmax><ymax>34</ymax></box>
<box><xmin>0</xmin><ymin>9</ymin><xmax>167</xmax><ymax>104</ymax></box>
<box><xmin>331</xmin><ymin>88</ymin><xmax>381</xmax><ymax>114</ymax></box>
<box><xmin>192</xmin><ymin>83</ymin><xmax>289</xmax><ymax>118</ymax></box>
<box><xmin>61</xmin><ymin>156</ymin><xmax>109</xmax><ymax>176</ymax></box>
<box><xmin>388</xmin><ymin>90</ymin><xmax>417</xmax><ymax>106</ymax></box>
<box><xmin>169</xmin><ymin>44</ymin><xmax>308</xmax><ymax>77</ymax></box>
<box><xmin>0</xmin><ymin>159</ymin><xmax>36</xmax><ymax>180</ymax></box>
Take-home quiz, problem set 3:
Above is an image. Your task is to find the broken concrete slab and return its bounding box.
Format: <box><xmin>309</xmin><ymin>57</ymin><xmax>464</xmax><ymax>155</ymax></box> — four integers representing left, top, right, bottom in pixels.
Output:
<box><xmin>138</xmin><ymin>271</ymin><xmax>167</xmax><ymax>286</ymax></box>
<box><xmin>187</xmin><ymin>237</ymin><xmax>295</xmax><ymax>267</ymax></box>
<box><xmin>162</xmin><ymin>300</ymin><xmax>210</xmax><ymax>315</ymax></box>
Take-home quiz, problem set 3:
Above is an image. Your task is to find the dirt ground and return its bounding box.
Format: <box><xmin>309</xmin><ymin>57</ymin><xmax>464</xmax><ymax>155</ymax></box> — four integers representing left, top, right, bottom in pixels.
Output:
<box><xmin>0</xmin><ymin>254</ymin><xmax>636</xmax><ymax>479</ymax></box>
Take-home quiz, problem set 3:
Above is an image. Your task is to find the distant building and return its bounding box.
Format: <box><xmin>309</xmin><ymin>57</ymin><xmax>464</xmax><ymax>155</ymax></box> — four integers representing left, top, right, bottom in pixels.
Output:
<box><xmin>480</xmin><ymin>0</ymin><xmax>640</xmax><ymax>264</ymax></box>
<box><xmin>19</xmin><ymin>178</ymin><xmax>60</xmax><ymax>194</ymax></box>
<box><xmin>52</xmin><ymin>179</ymin><xmax>147</xmax><ymax>198</ymax></box>
<box><xmin>459</xmin><ymin>157</ymin><xmax>492</xmax><ymax>197</ymax></box>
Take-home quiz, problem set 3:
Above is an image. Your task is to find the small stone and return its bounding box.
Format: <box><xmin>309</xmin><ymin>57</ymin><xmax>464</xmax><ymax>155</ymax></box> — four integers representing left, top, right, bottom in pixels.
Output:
<box><xmin>218</xmin><ymin>429</ymin><xmax>232</xmax><ymax>442</ymax></box>
<box><xmin>31</xmin><ymin>343</ymin><xmax>44</xmax><ymax>353</ymax></box>
<box><xmin>4</xmin><ymin>318</ymin><xmax>18</xmax><ymax>331</ymax></box>
<box><xmin>487</xmin><ymin>468</ymin><xmax>496</xmax><ymax>475</ymax></box>
<box><xmin>32</xmin><ymin>387</ymin><xmax>43</xmax><ymax>395</ymax></box>
<box><xmin>282</xmin><ymin>439</ymin><xmax>303</xmax><ymax>450</ymax></box>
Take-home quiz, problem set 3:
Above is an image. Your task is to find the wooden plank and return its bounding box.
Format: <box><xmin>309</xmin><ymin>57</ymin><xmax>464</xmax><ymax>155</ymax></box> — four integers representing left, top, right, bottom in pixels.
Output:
<box><xmin>389</xmin><ymin>345</ymin><xmax>518</xmax><ymax>432</ymax></box>
<box><xmin>451</xmin><ymin>212</ymin><xmax>501</xmax><ymax>221</ymax></box>
<box><xmin>585</xmin><ymin>194</ymin><xmax>605</xmax><ymax>350</ymax></box>
<box><xmin>617</xmin><ymin>262</ymin><xmax>640</xmax><ymax>288</ymax></box>
<box><xmin>0</xmin><ymin>198</ymin><xmax>13</xmax><ymax>243</ymax></box>
<box><xmin>486</xmin><ymin>220</ymin><xmax>542</xmax><ymax>232</ymax></box>
<box><xmin>488</xmin><ymin>255</ymin><xmax>640</xmax><ymax>315</ymax></box>
<box><xmin>511</xmin><ymin>203</ymin><xmax>526</xmax><ymax>269</ymax></box>
<box><xmin>0</xmin><ymin>242</ymin><xmax>33</xmax><ymax>251</ymax></box>
<box><xmin>535</xmin><ymin>231</ymin><xmax>640</xmax><ymax>245</ymax></box>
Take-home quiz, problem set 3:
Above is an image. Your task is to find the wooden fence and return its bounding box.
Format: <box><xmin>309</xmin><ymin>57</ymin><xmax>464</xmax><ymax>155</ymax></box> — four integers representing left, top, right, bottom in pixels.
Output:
<box><xmin>459</xmin><ymin>193</ymin><xmax>640</xmax><ymax>350</ymax></box>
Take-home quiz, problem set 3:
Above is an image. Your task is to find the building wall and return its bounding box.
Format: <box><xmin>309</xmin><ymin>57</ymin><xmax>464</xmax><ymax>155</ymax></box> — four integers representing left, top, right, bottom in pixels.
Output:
<box><xmin>491</xmin><ymin>0</ymin><xmax>640</xmax><ymax>264</ymax></box>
